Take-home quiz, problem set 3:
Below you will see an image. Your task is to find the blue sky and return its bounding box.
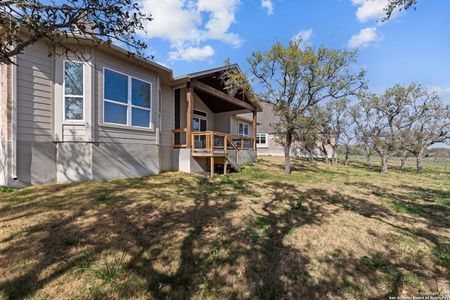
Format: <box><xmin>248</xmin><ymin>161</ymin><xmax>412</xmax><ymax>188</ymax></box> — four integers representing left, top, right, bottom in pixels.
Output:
<box><xmin>141</xmin><ymin>0</ymin><xmax>450</xmax><ymax>103</ymax></box>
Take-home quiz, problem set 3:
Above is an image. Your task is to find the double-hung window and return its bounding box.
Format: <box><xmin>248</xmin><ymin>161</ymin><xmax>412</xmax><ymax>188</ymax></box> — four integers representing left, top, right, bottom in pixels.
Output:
<box><xmin>238</xmin><ymin>122</ymin><xmax>249</xmax><ymax>137</ymax></box>
<box><xmin>256</xmin><ymin>133</ymin><xmax>268</xmax><ymax>147</ymax></box>
<box><xmin>64</xmin><ymin>61</ymin><xmax>84</xmax><ymax>121</ymax></box>
<box><xmin>103</xmin><ymin>68</ymin><xmax>152</xmax><ymax>128</ymax></box>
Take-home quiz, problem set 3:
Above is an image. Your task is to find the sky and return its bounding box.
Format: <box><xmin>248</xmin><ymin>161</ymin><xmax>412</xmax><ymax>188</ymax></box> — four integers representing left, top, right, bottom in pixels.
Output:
<box><xmin>138</xmin><ymin>0</ymin><xmax>450</xmax><ymax>103</ymax></box>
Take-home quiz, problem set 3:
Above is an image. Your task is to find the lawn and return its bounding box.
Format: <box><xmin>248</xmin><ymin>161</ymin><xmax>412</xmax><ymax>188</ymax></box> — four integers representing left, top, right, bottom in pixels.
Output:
<box><xmin>0</xmin><ymin>156</ymin><xmax>449</xmax><ymax>299</ymax></box>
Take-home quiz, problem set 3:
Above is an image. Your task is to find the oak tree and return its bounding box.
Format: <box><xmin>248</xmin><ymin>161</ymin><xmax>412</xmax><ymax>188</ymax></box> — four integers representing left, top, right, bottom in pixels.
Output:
<box><xmin>247</xmin><ymin>40</ymin><xmax>365</xmax><ymax>174</ymax></box>
<box><xmin>0</xmin><ymin>0</ymin><xmax>151</xmax><ymax>64</ymax></box>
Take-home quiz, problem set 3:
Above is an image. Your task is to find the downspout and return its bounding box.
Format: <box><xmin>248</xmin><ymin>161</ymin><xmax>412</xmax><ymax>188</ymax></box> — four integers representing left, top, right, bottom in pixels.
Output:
<box><xmin>11</xmin><ymin>55</ymin><xmax>17</xmax><ymax>180</ymax></box>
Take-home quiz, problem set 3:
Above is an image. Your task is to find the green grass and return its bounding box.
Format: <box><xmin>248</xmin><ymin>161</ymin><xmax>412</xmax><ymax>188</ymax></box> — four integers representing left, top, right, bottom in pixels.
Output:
<box><xmin>0</xmin><ymin>156</ymin><xmax>448</xmax><ymax>299</ymax></box>
<box><xmin>0</xmin><ymin>186</ymin><xmax>17</xmax><ymax>193</ymax></box>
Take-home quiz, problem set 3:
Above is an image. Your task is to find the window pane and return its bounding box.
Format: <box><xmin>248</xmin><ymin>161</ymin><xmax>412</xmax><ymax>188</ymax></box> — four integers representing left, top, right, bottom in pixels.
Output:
<box><xmin>65</xmin><ymin>97</ymin><xmax>83</xmax><ymax>120</ymax></box>
<box><xmin>261</xmin><ymin>135</ymin><xmax>266</xmax><ymax>144</ymax></box>
<box><xmin>200</xmin><ymin>119</ymin><xmax>207</xmax><ymax>131</ymax></box>
<box><xmin>193</xmin><ymin>118</ymin><xmax>200</xmax><ymax>131</ymax></box>
<box><xmin>104</xmin><ymin>69</ymin><xmax>128</xmax><ymax>103</ymax></box>
<box><xmin>65</xmin><ymin>62</ymin><xmax>83</xmax><ymax>96</ymax></box>
<box><xmin>104</xmin><ymin>102</ymin><xmax>127</xmax><ymax>125</ymax></box>
<box><xmin>240</xmin><ymin>123</ymin><xmax>248</xmax><ymax>136</ymax></box>
<box><xmin>132</xmin><ymin>78</ymin><xmax>151</xmax><ymax>108</ymax></box>
<box><xmin>132</xmin><ymin>107</ymin><xmax>150</xmax><ymax>127</ymax></box>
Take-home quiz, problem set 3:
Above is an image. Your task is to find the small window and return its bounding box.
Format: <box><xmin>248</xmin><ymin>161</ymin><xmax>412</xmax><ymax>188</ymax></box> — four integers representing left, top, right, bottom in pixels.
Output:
<box><xmin>256</xmin><ymin>133</ymin><xmax>268</xmax><ymax>147</ymax></box>
<box><xmin>239</xmin><ymin>122</ymin><xmax>249</xmax><ymax>137</ymax></box>
<box><xmin>103</xmin><ymin>68</ymin><xmax>152</xmax><ymax>128</ymax></box>
<box><xmin>193</xmin><ymin>110</ymin><xmax>207</xmax><ymax>117</ymax></box>
<box><xmin>64</xmin><ymin>61</ymin><xmax>84</xmax><ymax>120</ymax></box>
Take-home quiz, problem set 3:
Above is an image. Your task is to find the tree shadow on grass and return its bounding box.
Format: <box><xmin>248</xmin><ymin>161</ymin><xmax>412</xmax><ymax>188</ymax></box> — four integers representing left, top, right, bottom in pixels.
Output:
<box><xmin>0</xmin><ymin>173</ymin><xmax>448</xmax><ymax>299</ymax></box>
<box><xmin>0</xmin><ymin>174</ymin><xmax>251</xmax><ymax>299</ymax></box>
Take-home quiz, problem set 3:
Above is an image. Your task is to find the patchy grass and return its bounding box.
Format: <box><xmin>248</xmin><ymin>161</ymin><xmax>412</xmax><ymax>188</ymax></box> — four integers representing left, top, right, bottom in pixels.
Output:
<box><xmin>0</xmin><ymin>186</ymin><xmax>16</xmax><ymax>193</ymax></box>
<box><xmin>0</xmin><ymin>156</ymin><xmax>449</xmax><ymax>299</ymax></box>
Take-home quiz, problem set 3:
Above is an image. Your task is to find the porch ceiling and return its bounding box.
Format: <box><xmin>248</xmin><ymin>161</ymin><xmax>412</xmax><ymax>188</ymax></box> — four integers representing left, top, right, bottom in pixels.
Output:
<box><xmin>194</xmin><ymin>89</ymin><xmax>250</xmax><ymax>113</ymax></box>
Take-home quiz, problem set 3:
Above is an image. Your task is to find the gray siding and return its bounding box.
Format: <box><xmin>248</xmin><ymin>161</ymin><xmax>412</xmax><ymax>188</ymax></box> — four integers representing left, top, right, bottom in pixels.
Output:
<box><xmin>14</xmin><ymin>41</ymin><xmax>57</xmax><ymax>185</ymax></box>
<box><xmin>0</xmin><ymin>63</ymin><xmax>9</xmax><ymax>185</ymax></box>
<box><xmin>16</xmin><ymin>41</ymin><xmax>53</xmax><ymax>142</ymax></box>
<box><xmin>193</xmin><ymin>92</ymin><xmax>214</xmax><ymax>131</ymax></box>
<box><xmin>214</xmin><ymin>112</ymin><xmax>231</xmax><ymax>133</ymax></box>
<box><xmin>160</xmin><ymin>84</ymin><xmax>174</xmax><ymax>147</ymax></box>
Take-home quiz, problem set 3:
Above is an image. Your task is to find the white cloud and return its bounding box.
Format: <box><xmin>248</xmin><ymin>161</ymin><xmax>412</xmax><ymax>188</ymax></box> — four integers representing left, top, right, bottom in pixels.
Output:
<box><xmin>141</xmin><ymin>0</ymin><xmax>241</xmax><ymax>61</ymax></box>
<box><xmin>261</xmin><ymin>0</ymin><xmax>274</xmax><ymax>15</ymax></box>
<box><xmin>292</xmin><ymin>29</ymin><xmax>313</xmax><ymax>45</ymax></box>
<box><xmin>348</xmin><ymin>26</ymin><xmax>383</xmax><ymax>48</ymax></box>
<box><xmin>351</xmin><ymin>0</ymin><xmax>389</xmax><ymax>22</ymax></box>
<box><xmin>431</xmin><ymin>86</ymin><xmax>450</xmax><ymax>99</ymax></box>
<box><xmin>169</xmin><ymin>45</ymin><xmax>215</xmax><ymax>61</ymax></box>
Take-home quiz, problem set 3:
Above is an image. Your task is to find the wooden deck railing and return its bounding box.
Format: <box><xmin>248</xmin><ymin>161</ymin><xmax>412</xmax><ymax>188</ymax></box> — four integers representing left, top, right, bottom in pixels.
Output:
<box><xmin>172</xmin><ymin>129</ymin><xmax>254</xmax><ymax>152</ymax></box>
<box><xmin>172</xmin><ymin>128</ymin><xmax>188</xmax><ymax>148</ymax></box>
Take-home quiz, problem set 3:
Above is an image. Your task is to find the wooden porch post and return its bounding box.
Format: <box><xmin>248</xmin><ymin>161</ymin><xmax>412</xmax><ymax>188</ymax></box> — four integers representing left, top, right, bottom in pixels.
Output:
<box><xmin>252</xmin><ymin>110</ymin><xmax>257</xmax><ymax>151</ymax></box>
<box><xmin>186</xmin><ymin>83</ymin><xmax>193</xmax><ymax>148</ymax></box>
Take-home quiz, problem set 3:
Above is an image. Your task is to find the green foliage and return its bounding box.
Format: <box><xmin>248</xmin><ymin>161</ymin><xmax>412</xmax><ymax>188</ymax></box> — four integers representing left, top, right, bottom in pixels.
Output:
<box><xmin>1</xmin><ymin>0</ymin><xmax>151</xmax><ymax>64</ymax></box>
<box><xmin>77</xmin><ymin>251</ymin><xmax>94</xmax><ymax>272</ymax></box>
<box><xmin>226</xmin><ymin>40</ymin><xmax>366</xmax><ymax>174</ymax></box>
<box><xmin>432</xmin><ymin>246</ymin><xmax>450</xmax><ymax>269</ymax></box>
<box><xmin>0</xmin><ymin>186</ymin><xmax>17</xmax><ymax>193</ymax></box>
<box><xmin>360</xmin><ymin>255</ymin><xmax>400</xmax><ymax>282</ymax></box>
<box><xmin>93</xmin><ymin>253</ymin><xmax>126</xmax><ymax>284</ymax></box>
<box><xmin>384</xmin><ymin>0</ymin><xmax>418</xmax><ymax>21</ymax></box>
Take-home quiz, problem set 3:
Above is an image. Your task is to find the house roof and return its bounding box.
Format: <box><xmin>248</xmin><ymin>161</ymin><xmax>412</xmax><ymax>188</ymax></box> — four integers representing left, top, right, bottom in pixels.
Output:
<box><xmin>4</xmin><ymin>18</ymin><xmax>261</xmax><ymax>111</ymax></box>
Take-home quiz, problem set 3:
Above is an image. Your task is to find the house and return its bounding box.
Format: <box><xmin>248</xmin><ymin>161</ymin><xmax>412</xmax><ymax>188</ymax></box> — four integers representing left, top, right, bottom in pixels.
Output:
<box><xmin>240</xmin><ymin>101</ymin><xmax>333</xmax><ymax>158</ymax></box>
<box><xmin>0</xmin><ymin>39</ymin><xmax>261</xmax><ymax>186</ymax></box>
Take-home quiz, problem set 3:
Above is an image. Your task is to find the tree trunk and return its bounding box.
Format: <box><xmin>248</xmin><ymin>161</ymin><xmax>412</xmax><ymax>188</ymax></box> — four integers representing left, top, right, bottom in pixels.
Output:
<box><xmin>364</xmin><ymin>144</ymin><xmax>372</xmax><ymax>169</ymax></box>
<box><xmin>380</xmin><ymin>155</ymin><xmax>388</xmax><ymax>173</ymax></box>
<box><xmin>400</xmin><ymin>157</ymin><xmax>406</xmax><ymax>169</ymax></box>
<box><xmin>331</xmin><ymin>146</ymin><xmax>337</xmax><ymax>165</ymax></box>
<box><xmin>284</xmin><ymin>145</ymin><xmax>291</xmax><ymax>175</ymax></box>
<box><xmin>284</xmin><ymin>132</ymin><xmax>293</xmax><ymax>175</ymax></box>
<box><xmin>416</xmin><ymin>154</ymin><xmax>423</xmax><ymax>173</ymax></box>
<box><xmin>367</xmin><ymin>154</ymin><xmax>372</xmax><ymax>169</ymax></box>
<box><xmin>344</xmin><ymin>147</ymin><xmax>350</xmax><ymax>167</ymax></box>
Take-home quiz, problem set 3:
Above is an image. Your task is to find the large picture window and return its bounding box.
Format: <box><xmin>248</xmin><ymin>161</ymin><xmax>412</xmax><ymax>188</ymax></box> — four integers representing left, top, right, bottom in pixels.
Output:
<box><xmin>103</xmin><ymin>68</ymin><xmax>152</xmax><ymax>128</ymax></box>
<box><xmin>256</xmin><ymin>133</ymin><xmax>268</xmax><ymax>147</ymax></box>
<box><xmin>64</xmin><ymin>61</ymin><xmax>84</xmax><ymax>121</ymax></box>
<box><xmin>238</xmin><ymin>122</ymin><xmax>249</xmax><ymax>137</ymax></box>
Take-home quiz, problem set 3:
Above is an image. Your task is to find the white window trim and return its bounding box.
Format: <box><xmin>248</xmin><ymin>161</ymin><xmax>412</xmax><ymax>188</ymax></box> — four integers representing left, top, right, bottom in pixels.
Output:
<box><xmin>102</xmin><ymin>66</ymin><xmax>153</xmax><ymax>130</ymax></box>
<box><xmin>63</xmin><ymin>60</ymin><xmax>85</xmax><ymax>122</ymax></box>
<box><xmin>256</xmin><ymin>132</ymin><xmax>269</xmax><ymax>148</ymax></box>
<box><xmin>238</xmin><ymin>122</ymin><xmax>249</xmax><ymax>137</ymax></box>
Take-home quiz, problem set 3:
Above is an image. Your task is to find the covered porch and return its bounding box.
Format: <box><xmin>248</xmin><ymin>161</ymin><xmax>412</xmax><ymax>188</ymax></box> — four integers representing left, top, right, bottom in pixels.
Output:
<box><xmin>171</xmin><ymin>66</ymin><xmax>260</xmax><ymax>176</ymax></box>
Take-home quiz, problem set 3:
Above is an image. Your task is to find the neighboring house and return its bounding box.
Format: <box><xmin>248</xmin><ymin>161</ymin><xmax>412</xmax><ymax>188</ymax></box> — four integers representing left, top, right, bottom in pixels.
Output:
<box><xmin>0</xmin><ymin>39</ymin><xmax>261</xmax><ymax>186</ymax></box>
<box><xmin>238</xmin><ymin>101</ymin><xmax>332</xmax><ymax>158</ymax></box>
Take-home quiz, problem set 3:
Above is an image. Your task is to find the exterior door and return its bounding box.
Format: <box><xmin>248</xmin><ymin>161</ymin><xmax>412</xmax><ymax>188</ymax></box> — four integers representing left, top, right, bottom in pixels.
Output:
<box><xmin>193</xmin><ymin>110</ymin><xmax>207</xmax><ymax>148</ymax></box>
